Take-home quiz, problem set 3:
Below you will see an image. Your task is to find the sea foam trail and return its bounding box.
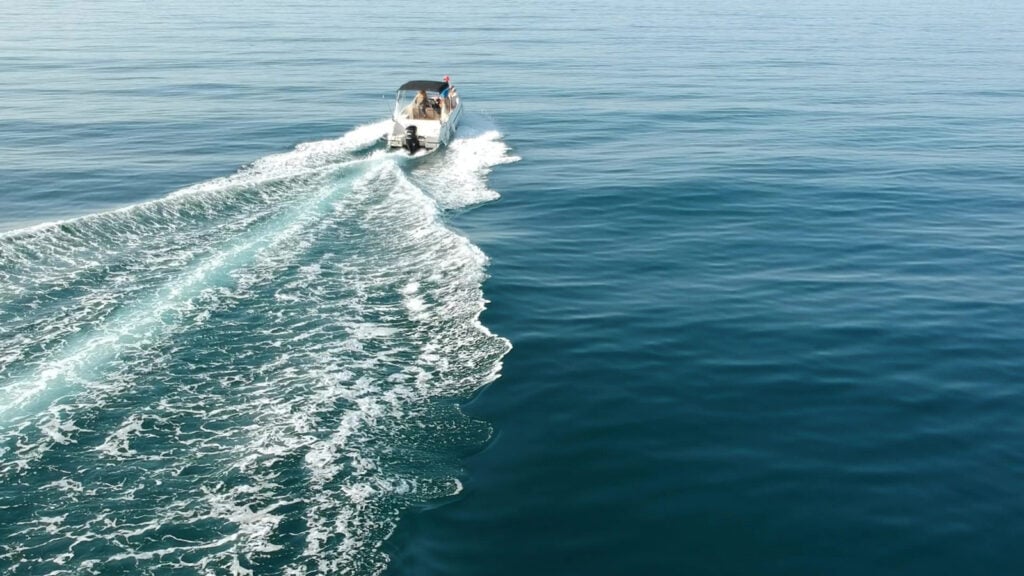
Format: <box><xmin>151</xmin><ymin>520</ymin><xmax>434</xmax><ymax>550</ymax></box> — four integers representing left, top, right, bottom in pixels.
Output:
<box><xmin>0</xmin><ymin>120</ymin><xmax>390</xmax><ymax>424</ymax></box>
<box><xmin>0</xmin><ymin>116</ymin><xmax>516</xmax><ymax>575</ymax></box>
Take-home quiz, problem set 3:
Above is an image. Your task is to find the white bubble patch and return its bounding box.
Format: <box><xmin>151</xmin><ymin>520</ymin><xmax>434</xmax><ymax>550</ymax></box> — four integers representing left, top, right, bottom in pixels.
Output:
<box><xmin>0</xmin><ymin>114</ymin><xmax>516</xmax><ymax>575</ymax></box>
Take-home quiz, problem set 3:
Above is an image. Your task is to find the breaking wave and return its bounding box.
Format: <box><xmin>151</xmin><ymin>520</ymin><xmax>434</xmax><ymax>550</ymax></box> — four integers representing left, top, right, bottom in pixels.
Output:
<box><xmin>0</xmin><ymin>115</ymin><xmax>518</xmax><ymax>575</ymax></box>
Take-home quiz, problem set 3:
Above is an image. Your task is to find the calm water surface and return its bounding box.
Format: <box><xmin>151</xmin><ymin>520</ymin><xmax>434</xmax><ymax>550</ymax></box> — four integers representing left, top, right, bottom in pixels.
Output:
<box><xmin>2</xmin><ymin>1</ymin><xmax>1024</xmax><ymax>574</ymax></box>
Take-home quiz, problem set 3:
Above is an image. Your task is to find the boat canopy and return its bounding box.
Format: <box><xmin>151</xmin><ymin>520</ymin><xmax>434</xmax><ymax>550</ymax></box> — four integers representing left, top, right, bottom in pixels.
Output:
<box><xmin>397</xmin><ymin>80</ymin><xmax>447</xmax><ymax>92</ymax></box>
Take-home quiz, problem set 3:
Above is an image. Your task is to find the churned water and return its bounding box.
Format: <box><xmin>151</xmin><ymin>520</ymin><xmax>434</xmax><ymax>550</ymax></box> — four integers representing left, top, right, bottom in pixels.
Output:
<box><xmin>3</xmin><ymin>1</ymin><xmax>1024</xmax><ymax>575</ymax></box>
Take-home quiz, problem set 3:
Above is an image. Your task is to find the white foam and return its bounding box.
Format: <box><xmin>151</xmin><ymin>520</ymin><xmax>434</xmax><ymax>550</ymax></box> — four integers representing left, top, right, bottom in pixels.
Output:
<box><xmin>0</xmin><ymin>157</ymin><xmax>376</xmax><ymax>430</ymax></box>
<box><xmin>96</xmin><ymin>414</ymin><xmax>145</xmax><ymax>458</ymax></box>
<box><xmin>0</xmin><ymin>121</ymin><xmax>388</xmax><ymax>245</ymax></box>
<box><xmin>41</xmin><ymin>478</ymin><xmax>85</xmax><ymax>494</ymax></box>
<box><xmin>0</xmin><ymin>115</ymin><xmax>516</xmax><ymax>575</ymax></box>
<box><xmin>169</xmin><ymin>119</ymin><xmax>389</xmax><ymax>200</ymax></box>
<box><xmin>412</xmin><ymin>113</ymin><xmax>521</xmax><ymax>210</ymax></box>
<box><xmin>36</xmin><ymin>407</ymin><xmax>81</xmax><ymax>446</ymax></box>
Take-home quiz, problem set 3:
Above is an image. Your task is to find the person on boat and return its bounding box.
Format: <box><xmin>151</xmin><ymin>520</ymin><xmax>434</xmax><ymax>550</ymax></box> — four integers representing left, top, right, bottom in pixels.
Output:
<box><xmin>439</xmin><ymin>75</ymin><xmax>454</xmax><ymax>109</ymax></box>
<box><xmin>438</xmin><ymin>75</ymin><xmax>450</xmax><ymax>105</ymax></box>
<box><xmin>412</xmin><ymin>90</ymin><xmax>431</xmax><ymax>119</ymax></box>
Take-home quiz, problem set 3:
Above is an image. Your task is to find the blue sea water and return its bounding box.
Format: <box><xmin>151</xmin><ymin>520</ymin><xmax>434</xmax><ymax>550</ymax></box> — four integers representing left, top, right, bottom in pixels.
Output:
<box><xmin>3</xmin><ymin>0</ymin><xmax>1024</xmax><ymax>574</ymax></box>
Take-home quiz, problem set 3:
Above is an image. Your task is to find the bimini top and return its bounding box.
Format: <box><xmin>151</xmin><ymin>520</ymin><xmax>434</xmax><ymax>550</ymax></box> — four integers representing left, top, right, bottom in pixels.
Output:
<box><xmin>398</xmin><ymin>80</ymin><xmax>447</xmax><ymax>92</ymax></box>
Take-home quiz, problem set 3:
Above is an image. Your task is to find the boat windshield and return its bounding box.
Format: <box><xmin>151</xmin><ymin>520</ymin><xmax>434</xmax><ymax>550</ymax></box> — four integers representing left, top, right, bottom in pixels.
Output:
<box><xmin>394</xmin><ymin>89</ymin><xmax>458</xmax><ymax>121</ymax></box>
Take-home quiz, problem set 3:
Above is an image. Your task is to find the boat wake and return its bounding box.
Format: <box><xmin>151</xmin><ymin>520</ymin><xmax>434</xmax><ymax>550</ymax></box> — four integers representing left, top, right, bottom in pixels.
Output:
<box><xmin>0</xmin><ymin>115</ymin><xmax>518</xmax><ymax>575</ymax></box>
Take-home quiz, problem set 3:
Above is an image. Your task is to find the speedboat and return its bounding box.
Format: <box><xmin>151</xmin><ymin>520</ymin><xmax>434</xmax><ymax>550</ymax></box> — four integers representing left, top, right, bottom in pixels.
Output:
<box><xmin>386</xmin><ymin>79</ymin><xmax>462</xmax><ymax>155</ymax></box>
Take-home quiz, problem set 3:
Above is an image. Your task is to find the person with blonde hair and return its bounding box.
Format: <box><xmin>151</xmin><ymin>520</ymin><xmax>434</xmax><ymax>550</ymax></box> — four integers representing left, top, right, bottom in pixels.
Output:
<box><xmin>412</xmin><ymin>89</ymin><xmax>429</xmax><ymax>118</ymax></box>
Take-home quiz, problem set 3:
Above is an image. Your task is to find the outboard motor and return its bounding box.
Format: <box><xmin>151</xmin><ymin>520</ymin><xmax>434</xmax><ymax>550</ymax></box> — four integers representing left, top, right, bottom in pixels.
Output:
<box><xmin>403</xmin><ymin>125</ymin><xmax>421</xmax><ymax>154</ymax></box>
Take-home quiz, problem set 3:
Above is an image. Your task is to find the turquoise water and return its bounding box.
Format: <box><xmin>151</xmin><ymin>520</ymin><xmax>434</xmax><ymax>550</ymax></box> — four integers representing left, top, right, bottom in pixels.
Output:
<box><xmin>3</xmin><ymin>1</ymin><xmax>1024</xmax><ymax>574</ymax></box>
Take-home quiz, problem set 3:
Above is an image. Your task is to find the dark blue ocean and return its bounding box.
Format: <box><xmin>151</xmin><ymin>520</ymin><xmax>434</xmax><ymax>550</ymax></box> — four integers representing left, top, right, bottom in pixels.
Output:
<box><xmin>3</xmin><ymin>1</ymin><xmax>1024</xmax><ymax>574</ymax></box>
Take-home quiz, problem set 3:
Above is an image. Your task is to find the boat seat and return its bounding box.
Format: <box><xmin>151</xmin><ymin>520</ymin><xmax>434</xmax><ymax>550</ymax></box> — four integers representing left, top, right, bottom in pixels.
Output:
<box><xmin>412</xmin><ymin>108</ymin><xmax>439</xmax><ymax>120</ymax></box>
<box><xmin>402</xmin><ymin>102</ymin><xmax>442</xmax><ymax>120</ymax></box>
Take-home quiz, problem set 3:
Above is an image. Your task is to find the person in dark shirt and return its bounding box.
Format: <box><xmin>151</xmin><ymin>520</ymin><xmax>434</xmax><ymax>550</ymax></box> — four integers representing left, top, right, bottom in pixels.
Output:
<box><xmin>439</xmin><ymin>75</ymin><xmax>454</xmax><ymax>110</ymax></box>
